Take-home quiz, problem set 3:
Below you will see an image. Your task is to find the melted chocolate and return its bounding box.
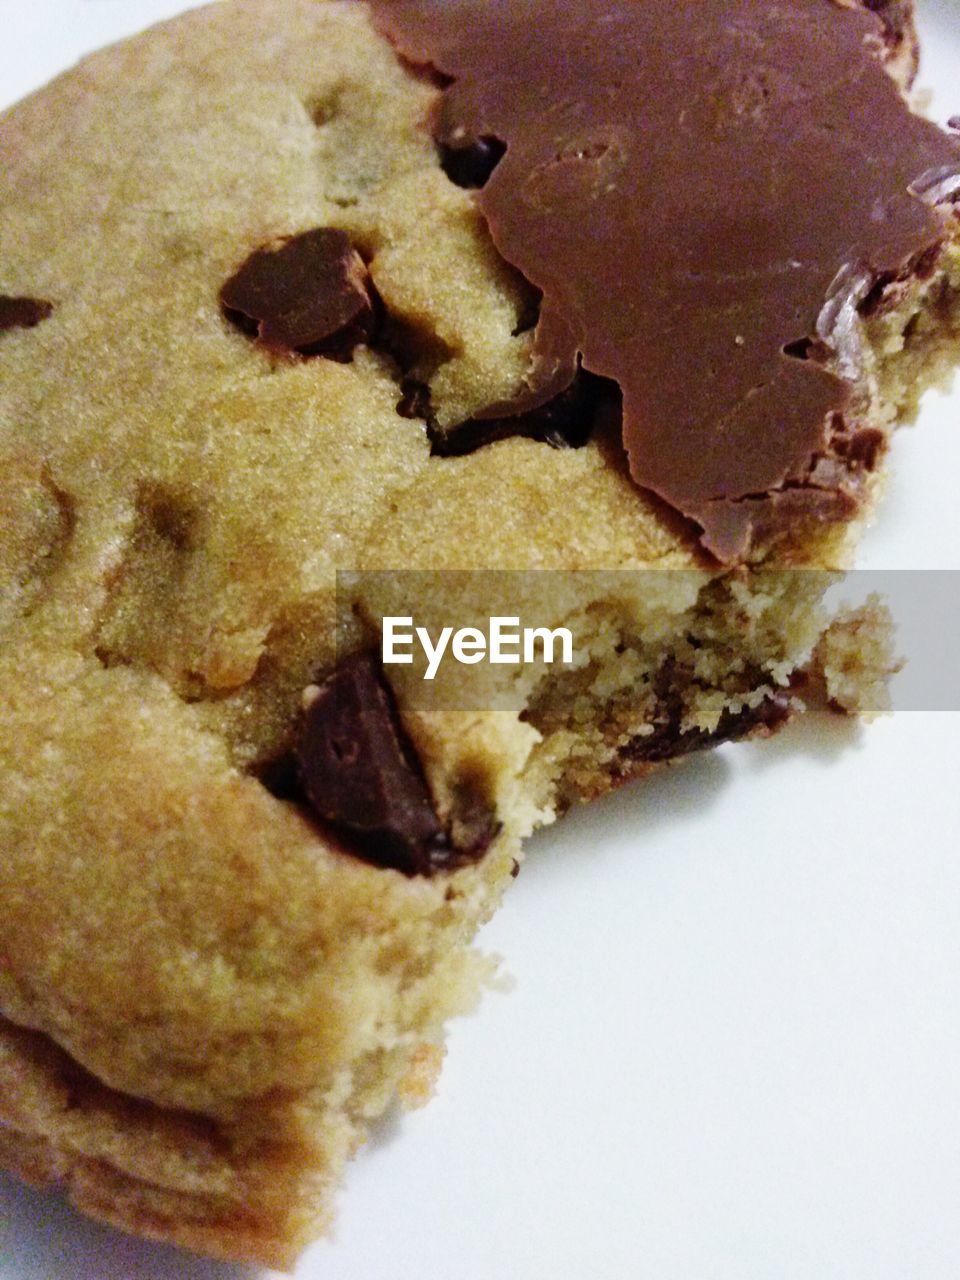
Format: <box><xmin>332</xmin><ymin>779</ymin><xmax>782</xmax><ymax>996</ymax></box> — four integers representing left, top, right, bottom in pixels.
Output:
<box><xmin>0</xmin><ymin>296</ymin><xmax>53</xmax><ymax>332</ymax></box>
<box><xmin>368</xmin><ymin>0</ymin><xmax>960</xmax><ymax>561</ymax></box>
<box><xmin>221</xmin><ymin>228</ymin><xmax>375</xmax><ymax>357</ymax></box>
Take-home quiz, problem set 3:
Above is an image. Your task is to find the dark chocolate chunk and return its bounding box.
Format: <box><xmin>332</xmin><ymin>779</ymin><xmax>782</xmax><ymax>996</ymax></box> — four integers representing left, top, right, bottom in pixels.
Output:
<box><xmin>428</xmin><ymin>368</ymin><xmax>611</xmax><ymax>456</ymax></box>
<box><xmin>220</xmin><ymin>228</ymin><xmax>375</xmax><ymax>357</ymax></box>
<box><xmin>439</xmin><ymin>134</ymin><xmax>506</xmax><ymax>188</ymax></box>
<box><xmin>627</xmin><ymin>688</ymin><xmax>792</xmax><ymax>766</ymax></box>
<box><xmin>833</xmin><ymin>425</ymin><xmax>886</xmax><ymax>471</ymax></box>
<box><xmin>369</xmin><ymin>0</ymin><xmax>960</xmax><ymax>562</ymax></box>
<box><xmin>396</xmin><ymin>378</ymin><xmax>435</xmax><ymax>423</ymax></box>
<box><xmin>255</xmin><ymin>751</ymin><xmax>302</xmax><ymax>803</ymax></box>
<box><xmin>0</xmin><ymin>295</ymin><xmax>53</xmax><ymax>332</ymax></box>
<box><xmin>295</xmin><ymin>653</ymin><xmax>455</xmax><ymax>877</ymax></box>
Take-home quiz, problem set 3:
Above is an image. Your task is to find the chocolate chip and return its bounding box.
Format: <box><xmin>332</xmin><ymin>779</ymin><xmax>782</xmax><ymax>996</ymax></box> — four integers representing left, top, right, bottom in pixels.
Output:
<box><xmin>261</xmin><ymin>658</ymin><xmax>500</xmax><ymax>875</ymax></box>
<box><xmin>255</xmin><ymin>751</ymin><xmax>302</xmax><ymax>803</ymax></box>
<box><xmin>439</xmin><ymin>135</ymin><xmax>506</xmax><ymax>188</ymax></box>
<box><xmin>627</xmin><ymin>688</ymin><xmax>792</xmax><ymax>765</ymax></box>
<box><xmin>220</xmin><ymin>228</ymin><xmax>375</xmax><ymax>357</ymax></box>
<box><xmin>396</xmin><ymin>378</ymin><xmax>435</xmax><ymax>423</ymax></box>
<box><xmin>0</xmin><ymin>296</ymin><xmax>53</xmax><ymax>332</ymax></box>
<box><xmin>428</xmin><ymin>369</ymin><xmax>612</xmax><ymax>457</ymax></box>
<box><xmin>834</xmin><ymin>426</ymin><xmax>886</xmax><ymax>471</ymax></box>
<box><xmin>295</xmin><ymin>653</ymin><xmax>456</xmax><ymax>877</ymax></box>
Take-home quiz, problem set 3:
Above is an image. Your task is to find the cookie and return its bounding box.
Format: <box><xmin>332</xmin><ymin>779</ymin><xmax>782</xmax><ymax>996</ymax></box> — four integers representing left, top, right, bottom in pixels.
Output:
<box><xmin>1</xmin><ymin>0</ymin><xmax>958</xmax><ymax>1265</ymax></box>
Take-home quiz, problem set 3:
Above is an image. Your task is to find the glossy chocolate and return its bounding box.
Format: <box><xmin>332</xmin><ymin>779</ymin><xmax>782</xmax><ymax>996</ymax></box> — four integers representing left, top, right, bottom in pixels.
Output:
<box><xmin>369</xmin><ymin>0</ymin><xmax>960</xmax><ymax>560</ymax></box>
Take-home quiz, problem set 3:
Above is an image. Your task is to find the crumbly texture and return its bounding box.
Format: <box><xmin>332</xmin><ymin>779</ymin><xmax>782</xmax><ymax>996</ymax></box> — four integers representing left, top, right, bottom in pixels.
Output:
<box><xmin>1</xmin><ymin>0</ymin><xmax>958</xmax><ymax>1266</ymax></box>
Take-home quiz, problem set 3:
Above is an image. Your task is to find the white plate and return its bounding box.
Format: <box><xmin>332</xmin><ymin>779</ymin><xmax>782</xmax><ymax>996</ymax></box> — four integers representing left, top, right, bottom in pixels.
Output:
<box><xmin>1</xmin><ymin>5</ymin><xmax>959</xmax><ymax>1279</ymax></box>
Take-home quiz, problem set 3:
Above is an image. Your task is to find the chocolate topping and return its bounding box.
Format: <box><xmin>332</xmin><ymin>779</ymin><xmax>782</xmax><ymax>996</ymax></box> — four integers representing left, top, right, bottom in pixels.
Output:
<box><xmin>0</xmin><ymin>296</ymin><xmax>53</xmax><ymax>332</ymax></box>
<box><xmin>368</xmin><ymin>0</ymin><xmax>960</xmax><ymax>561</ymax></box>
<box><xmin>295</xmin><ymin>653</ymin><xmax>456</xmax><ymax>876</ymax></box>
<box><xmin>220</xmin><ymin>228</ymin><xmax>375</xmax><ymax>357</ymax></box>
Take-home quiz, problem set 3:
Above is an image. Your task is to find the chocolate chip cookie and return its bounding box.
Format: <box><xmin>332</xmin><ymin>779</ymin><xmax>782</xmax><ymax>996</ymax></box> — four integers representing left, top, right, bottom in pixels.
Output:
<box><xmin>1</xmin><ymin>0</ymin><xmax>958</xmax><ymax>1264</ymax></box>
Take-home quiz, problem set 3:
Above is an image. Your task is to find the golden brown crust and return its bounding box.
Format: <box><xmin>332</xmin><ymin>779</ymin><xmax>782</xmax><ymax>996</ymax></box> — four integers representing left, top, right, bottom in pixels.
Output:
<box><xmin>0</xmin><ymin>1015</ymin><xmax>318</xmax><ymax>1269</ymax></box>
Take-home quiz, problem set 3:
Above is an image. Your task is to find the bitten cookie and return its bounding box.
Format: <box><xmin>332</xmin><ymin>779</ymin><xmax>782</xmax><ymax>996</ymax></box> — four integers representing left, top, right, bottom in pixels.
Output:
<box><xmin>1</xmin><ymin>0</ymin><xmax>959</xmax><ymax>1265</ymax></box>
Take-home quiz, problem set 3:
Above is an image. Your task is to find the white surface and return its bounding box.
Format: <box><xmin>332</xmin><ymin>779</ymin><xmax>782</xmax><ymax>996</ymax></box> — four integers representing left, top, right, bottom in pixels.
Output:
<box><xmin>1</xmin><ymin>4</ymin><xmax>959</xmax><ymax>1279</ymax></box>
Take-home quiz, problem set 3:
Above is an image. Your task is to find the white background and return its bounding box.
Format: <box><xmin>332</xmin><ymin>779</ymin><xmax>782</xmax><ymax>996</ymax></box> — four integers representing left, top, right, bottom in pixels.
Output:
<box><xmin>1</xmin><ymin>3</ymin><xmax>959</xmax><ymax>1278</ymax></box>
